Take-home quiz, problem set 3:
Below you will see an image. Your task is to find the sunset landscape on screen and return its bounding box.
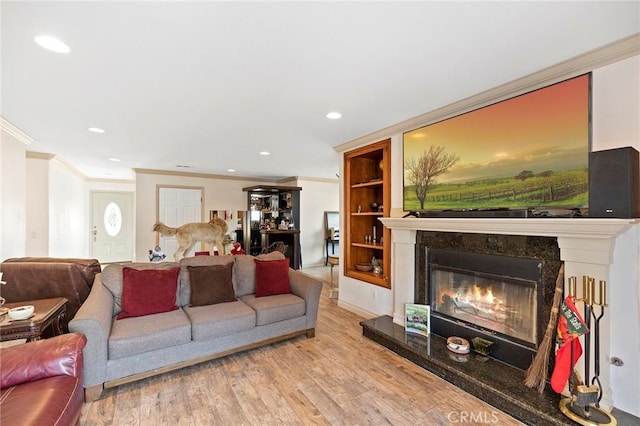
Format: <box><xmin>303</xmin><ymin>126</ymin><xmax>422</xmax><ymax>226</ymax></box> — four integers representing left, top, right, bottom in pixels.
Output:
<box><xmin>403</xmin><ymin>74</ymin><xmax>590</xmax><ymax>211</ymax></box>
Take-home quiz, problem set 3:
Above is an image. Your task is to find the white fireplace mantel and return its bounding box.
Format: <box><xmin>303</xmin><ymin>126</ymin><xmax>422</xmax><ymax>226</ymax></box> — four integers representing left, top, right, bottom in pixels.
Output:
<box><xmin>379</xmin><ymin>216</ymin><xmax>639</xmax><ymax>413</ymax></box>
<box><xmin>381</xmin><ymin>217</ymin><xmax>639</xmax><ymax>265</ymax></box>
<box><xmin>380</xmin><ymin>217</ymin><xmax>638</xmax><ymax>240</ymax></box>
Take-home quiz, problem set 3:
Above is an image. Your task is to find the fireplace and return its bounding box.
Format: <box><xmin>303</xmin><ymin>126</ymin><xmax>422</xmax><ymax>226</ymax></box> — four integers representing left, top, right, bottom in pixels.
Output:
<box><xmin>364</xmin><ymin>216</ymin><xmax>637</xmax><ymax>422</ymax></box>
<box><xmin>427</xmin><ymin>249</ymin><xmax>543</xmax><ymax>369</ymax></box>
<box><xmin>414</xmin><ymin>232</ymin><xmax>561</xmax><ymax>370</ymax></box>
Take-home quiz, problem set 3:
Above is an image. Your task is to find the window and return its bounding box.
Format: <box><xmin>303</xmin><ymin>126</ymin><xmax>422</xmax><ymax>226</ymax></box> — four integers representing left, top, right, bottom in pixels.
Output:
<box><xmin>104</xmin><ymin>202</ymin><xmax>122</xmax><ymax>237</ymax></box>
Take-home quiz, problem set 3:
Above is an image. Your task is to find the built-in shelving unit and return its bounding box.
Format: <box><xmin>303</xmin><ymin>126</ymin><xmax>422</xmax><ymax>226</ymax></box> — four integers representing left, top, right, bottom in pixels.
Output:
<box><xmin>343</xmin><ymin>139</ymin><xmax>391</xmax><ymax>288</ymax></box>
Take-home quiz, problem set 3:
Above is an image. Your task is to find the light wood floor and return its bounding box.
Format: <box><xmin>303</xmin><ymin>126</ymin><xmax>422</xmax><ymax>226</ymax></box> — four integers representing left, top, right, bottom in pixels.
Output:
<box><xmin>79</xmin><ymin>265</ymin><xmax>523</xmax><ymax>425</ymax></box>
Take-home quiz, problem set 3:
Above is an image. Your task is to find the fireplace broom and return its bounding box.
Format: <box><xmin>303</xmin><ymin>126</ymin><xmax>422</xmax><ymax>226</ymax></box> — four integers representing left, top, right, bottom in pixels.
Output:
<box><xmin>524</xmin><ymin>264</ymin><xmax>564</xmax><ymax>393</ymax></box>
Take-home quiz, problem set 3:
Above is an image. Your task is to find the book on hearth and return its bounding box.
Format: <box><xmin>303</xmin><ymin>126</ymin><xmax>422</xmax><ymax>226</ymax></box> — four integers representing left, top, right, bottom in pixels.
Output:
<box><xmin>405</xmin><ymin>303</ymin><xmax>430</xmax><ymax>336</ymax></box>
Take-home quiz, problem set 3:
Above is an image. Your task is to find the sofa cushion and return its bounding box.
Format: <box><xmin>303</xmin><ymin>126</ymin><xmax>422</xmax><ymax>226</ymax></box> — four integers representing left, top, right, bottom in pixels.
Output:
<box><xmin>188</xmin><ymin>262</ymin><xmax>236</xmax><ymax>306</ymax></box>
<box><xmin>101</xmin><ymin>262</ymin><xmax>180</xmax><ymax>316</ymax></box>
<box><xmin>234</xmin><ymin>252</ymin><xmax>285</xmax><ymax>297</ymax></box>
<box><xmin>178</xmin><ymin>255</ymin><xmax>235</xmax><ymax>307</ymax></box>
<box><xmin>239</xmin><ymin>294</ymin><xmax>305</xmax><ymax>326</ymax></box>
<box><xmin>109</xmin><ymin>309</ymin><xmax>192</xmax><ymax>359</ymax></box>
<box><xmin>117</xmin><ymin>267</ymin><xmax>180</xmax><ymax>319</ymax></box>
<box><xmin>185</xmin><ymin>301</ymin><xmax>256</xmax><ymax>341</ymax></box>
<box><xmin>254</xmin><ymin>258</ymin><xmax>291</xmax><ymax>297</ymax></box>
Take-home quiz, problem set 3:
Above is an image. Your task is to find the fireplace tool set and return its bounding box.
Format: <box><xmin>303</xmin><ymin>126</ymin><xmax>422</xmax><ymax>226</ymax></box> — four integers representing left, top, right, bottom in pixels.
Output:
<box><xmin>559</xmin><ymin>276</ymin><xmax>616</xmax><ymax>426</ymax></box>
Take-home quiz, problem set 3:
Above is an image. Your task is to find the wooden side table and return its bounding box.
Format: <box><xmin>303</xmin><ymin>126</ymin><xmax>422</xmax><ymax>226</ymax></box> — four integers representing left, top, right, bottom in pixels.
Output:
<box><xmin>0</xmin><ymin>297</ymin><xmax>67</xmax><ymax>342</ymax></box>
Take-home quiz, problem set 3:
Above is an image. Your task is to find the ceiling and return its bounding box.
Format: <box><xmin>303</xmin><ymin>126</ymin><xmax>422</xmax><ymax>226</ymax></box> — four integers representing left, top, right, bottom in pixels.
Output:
<box><xmin>2</xmin><ymin>1</ymin><xmax>638</xmax><ymax>181</ymax></box>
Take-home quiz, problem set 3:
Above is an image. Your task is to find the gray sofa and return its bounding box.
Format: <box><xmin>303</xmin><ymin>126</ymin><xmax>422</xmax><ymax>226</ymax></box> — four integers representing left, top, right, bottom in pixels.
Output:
<box><xmin>69</xmin><ymin>252</ymin><xmax>322</xmax><ymax>401</ymax></box>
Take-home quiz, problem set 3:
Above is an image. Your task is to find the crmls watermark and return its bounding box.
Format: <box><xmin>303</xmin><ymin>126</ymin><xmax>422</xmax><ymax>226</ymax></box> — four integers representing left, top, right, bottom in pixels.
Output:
<box><xmin>447</xmin><ymin>410</ymin><xmax>500</xmax><ymax>423</ymax></box>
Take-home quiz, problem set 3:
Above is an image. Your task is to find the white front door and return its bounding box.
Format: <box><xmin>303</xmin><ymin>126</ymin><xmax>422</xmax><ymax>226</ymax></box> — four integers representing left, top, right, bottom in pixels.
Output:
<box><xmin>91</xmin><ymin>192</ymin><xmax>134</xmax><ymax>263</ymax></box>
<box><xmin>158</xmin><ymin>187</ymin><xmax>203</xmax><ymax>259</ymax></box>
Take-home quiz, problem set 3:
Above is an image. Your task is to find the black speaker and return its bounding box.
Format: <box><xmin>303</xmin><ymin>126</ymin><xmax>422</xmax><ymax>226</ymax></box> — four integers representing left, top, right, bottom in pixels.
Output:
<box><xmin>589</xmin><ymin>146</ymin><xmax>640</xmax><ymax>218</ymax></box>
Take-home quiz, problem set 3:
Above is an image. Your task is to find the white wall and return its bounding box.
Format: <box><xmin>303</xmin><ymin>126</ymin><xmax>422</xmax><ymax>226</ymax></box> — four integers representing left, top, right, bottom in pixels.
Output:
<box><xmin>592</xmin><ymin>55</ymin><xmax>640</xmax><ymax>151</ymax></box>
<box><xmin>297</xmin><ymin>178</ymin><xmax>339</xmax><ymax>267</ymax></box>
<box><xmin>0</xmin><ymin>131</ymin><xmax>27</xmax><ymax>260</ymax></box>
<box><xmin>48</xmin><ymin>161</ymin><xmax>88</xmax><ymax>257</ymax></box>
<box><xmin>592</xmin><ymin>55</ymin><xmax>640</xmax><ymax>415</ymax></box>
<box><xmin>25</xmin><ymin>156</ymin><xmax>50</xmax><ymax>256</ymax></box>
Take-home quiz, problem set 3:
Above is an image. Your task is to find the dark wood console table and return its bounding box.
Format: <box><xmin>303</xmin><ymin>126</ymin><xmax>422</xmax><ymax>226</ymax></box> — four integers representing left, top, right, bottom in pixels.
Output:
<box><xmin>0</xmin><ymin>297</ymin><xmax>67</xmax><ymax>342</ymax></box>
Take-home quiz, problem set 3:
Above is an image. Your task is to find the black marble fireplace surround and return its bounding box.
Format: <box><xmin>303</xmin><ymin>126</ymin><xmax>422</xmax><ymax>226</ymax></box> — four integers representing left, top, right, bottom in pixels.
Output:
<box><xmin>361</xmin><ymin>232</ymin><xmax>571</xmax><ymax>425</ymax></box>
<box><xmin>419</xmin><ymin>233</ymin><xmax>561</xmax><ymax>371</ymax></box>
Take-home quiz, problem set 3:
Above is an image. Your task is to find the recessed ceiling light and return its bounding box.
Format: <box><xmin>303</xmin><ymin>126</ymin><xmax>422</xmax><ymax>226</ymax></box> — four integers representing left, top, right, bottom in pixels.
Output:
<box><xmin>109</xmin><ymin>158</ymin><xmax>120</xmax><ymax>162</ymax></box>
<box><xmin>227</xmin><ymin>168</ymin><xmax>236</xmax><ymax>172</ymax></box>
<box><xmin>326</xmin><ymin>112</ymin><xmax>342</xmax><ymax>119</ymax></box>
<box><xmin>259</xmin><ymin>151</ymin><xmax>270</xmax><ymax>156</ymax></box>
<box><xmin>88</xmin><ymin>127</ymin><xmax>105</xmax><ymax>133</ymax></box>
<box><xmin>34</xmin><ymin>35</ymin><xmax>70</xmax><ymax>53</ymax></box>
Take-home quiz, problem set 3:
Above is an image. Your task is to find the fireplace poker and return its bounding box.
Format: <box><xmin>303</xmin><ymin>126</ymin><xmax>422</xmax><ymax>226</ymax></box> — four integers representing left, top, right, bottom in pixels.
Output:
<box><xmin>582</xmin><ymin>276</ymin><xmax>593</xmax><ymax>416</ymax></box>
<box><xmin>590</xmin><ymin>280</ymin><xmax>606</xmax><ymax>406</ymax></box>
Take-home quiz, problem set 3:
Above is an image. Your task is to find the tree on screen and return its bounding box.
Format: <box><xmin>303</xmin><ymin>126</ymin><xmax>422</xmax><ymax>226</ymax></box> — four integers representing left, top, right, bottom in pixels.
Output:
<box><xmin>405</xmin><ymin>145</ymin><xmax>459</xmax><ymax>209</ymax></box>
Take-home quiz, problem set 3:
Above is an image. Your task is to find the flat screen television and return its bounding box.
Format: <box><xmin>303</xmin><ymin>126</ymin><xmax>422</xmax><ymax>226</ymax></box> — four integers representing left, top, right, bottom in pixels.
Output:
<box><xmin>403</xmin><ymin>73</ymin><xmax>591</xmax><ymax>217</ymax></box>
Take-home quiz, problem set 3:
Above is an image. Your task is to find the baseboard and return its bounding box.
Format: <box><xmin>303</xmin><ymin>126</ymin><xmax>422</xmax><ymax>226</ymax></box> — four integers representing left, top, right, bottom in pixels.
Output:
<box><xmin>337</xmin><ymin>299</ymin><xmax>378</xmax><ymax>319</ymax></box>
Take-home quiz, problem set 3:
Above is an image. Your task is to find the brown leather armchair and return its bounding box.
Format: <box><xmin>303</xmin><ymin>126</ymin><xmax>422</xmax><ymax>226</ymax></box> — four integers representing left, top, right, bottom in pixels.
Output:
<box><xmin>0</xmin><ymin>258</ymin><xmax>101</xmax><ymax>332</ymax></box>
<box><xmin>1</xmin><ymin>333</ymin><xmax>87</xmax><ymax>426</ymax></box>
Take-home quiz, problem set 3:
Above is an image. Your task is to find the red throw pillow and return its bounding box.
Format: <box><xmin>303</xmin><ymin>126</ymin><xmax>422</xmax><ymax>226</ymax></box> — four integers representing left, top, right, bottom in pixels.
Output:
<box><xmin>117</xmin><ymin>267</ymin><xmax>180</xmax><ymax>319</ymax></box>
<box><xmin>254</xmin><ymin>258</ymin><xmax>291</xmax><ymax>297</ymax></box>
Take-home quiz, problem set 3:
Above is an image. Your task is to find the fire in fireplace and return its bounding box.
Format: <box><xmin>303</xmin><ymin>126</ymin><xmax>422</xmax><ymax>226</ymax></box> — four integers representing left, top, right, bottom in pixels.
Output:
<box><xmin>432</xmin><ymin>264</ymin><xmax>538</xmax><ymax>345</ymax></box>
<box><xmin>427</xmin><ymin>249</ymin><xmax>543</xmax><ymax>370</ymax></box>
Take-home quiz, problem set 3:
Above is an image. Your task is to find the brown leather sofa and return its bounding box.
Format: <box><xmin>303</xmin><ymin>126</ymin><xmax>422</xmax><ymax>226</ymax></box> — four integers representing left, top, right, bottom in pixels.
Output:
<box><xmin>0</xmin><ymin>258</ymin><xmax>101</xmax><ymax>332</ymax></box>
<box><xmin>0</xmin><ymin>333</ymin><xmax>87</xmax><ymax>426</ymax></box>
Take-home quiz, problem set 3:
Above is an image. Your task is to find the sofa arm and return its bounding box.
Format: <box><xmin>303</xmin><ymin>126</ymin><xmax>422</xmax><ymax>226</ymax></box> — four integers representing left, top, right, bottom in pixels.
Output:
<box><xmin>69</xmin><ymin>273</ymin><xmax>114</xmax><ymax>388</ymax></box>
<box><xmin>1</xmin><ymin>333</ymin><xmax>87</xmax><ymax>389</ymax></box>
<box><xmin>288</xmin><ymin>269</ymin><xmax>323</xmax><ymax>329</ymax></box>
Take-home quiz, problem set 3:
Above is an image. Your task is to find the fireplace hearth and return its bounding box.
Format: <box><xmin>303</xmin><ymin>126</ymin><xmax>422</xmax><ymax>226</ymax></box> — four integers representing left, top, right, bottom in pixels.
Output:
<box><xmin>361</xmin><ymin>315</ymin><xmax>573</xmax><ymax>425</ymax></box>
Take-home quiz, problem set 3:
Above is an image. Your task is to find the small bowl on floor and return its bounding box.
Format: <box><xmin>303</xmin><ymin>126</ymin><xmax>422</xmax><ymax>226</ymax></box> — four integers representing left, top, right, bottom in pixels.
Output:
<box><xmin>8</xmin><ymin>305</ymin><xmax>34</xmax><ymax>321</ymax></box>
<box><xmin>355</xmin><ymin>263</ymin><xmax>373</xmax><ymax>272</ymax></box>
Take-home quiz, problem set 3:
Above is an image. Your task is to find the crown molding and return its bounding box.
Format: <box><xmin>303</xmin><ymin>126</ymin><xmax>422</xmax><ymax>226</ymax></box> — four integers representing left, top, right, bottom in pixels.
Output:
<box><xmin>26</xmin><ymin>151</ymin><xmax>88</xmax><ymax>180</ymax></box>
<box><xmin>51</xmin><ymin>156</ymin><xmax>88</xmax><ymax>180</ymax></box>
<box><xmin>335</xmin><ymin>33</ymin><xmax>640</xmax><ymax>153</ymax></box>
<box><xmin>27</xmin><ymin>150</ymin><xmax>87</xmax><ymax>180</ymax></box>
<box><xmin>26</xmin><ymin>151</ymin><xmax>55</xmax><ymax>160</ymax></box>
<box><xmin>1</xmin><ymin>116</ymin><xmax>34</xmax><ymax>146</ymax></box>
<box><xmin>86</xmin><ymin>177</ymin><xmax>135</xmax><ymax>184</ymax></box>
<box><xmin>291</xmin><ymin>176</ymin><xmax>339</xmax><ymax>184</ymax></box>
<box><xmin>133</xmin><ymin>168</ymin><xmax>277</xmax><ymax>183</ymax></box>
